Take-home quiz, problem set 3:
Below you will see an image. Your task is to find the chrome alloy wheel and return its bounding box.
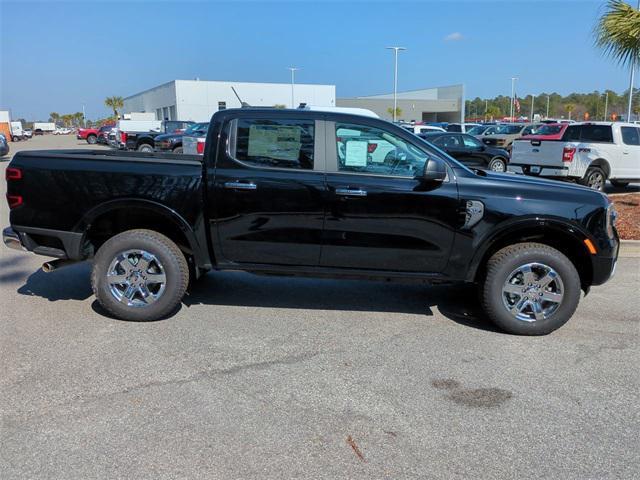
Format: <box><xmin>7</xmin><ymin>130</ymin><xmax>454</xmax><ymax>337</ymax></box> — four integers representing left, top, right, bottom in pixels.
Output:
<box><xmin>107</xmin><ymin>250</ymin><xmax>166</xmax><ymax>307</ymax></box>
<box><xmin>587</xmin><ymin>170</ymin><xmax>605</xmax><ymax>190</ymax></box>
<box><xmin>501</xmin><ymin>262</ymin><xmax>564</xmax><ymax>322</ymax></box>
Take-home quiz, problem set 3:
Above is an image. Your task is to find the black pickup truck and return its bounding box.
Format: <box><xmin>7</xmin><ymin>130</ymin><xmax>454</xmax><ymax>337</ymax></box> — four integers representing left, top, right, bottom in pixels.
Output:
<box><xmin>123</xmin><ymin>120</ymin><xmax>194</xmax><ymax>152</ymax></box>
<box><xmin>3</xmin><ymin>108</ymin><xmax>619</xmax><ymax>335</ymax></box>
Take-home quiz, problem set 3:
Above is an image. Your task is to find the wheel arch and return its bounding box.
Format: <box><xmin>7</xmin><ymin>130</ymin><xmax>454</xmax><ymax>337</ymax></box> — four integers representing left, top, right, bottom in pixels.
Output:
<box><xmin>589</xmin><ymin>158</ymin><xmax>611</xmax><ymax>178</ymax></box>
<box><xmin>75</xmin><ymin>199</ymin><xmax>211</xmax><ymax>271</ymax></box>
<box><xmin>468</xmin><ymin>219</ymin><xmax>595</xmax><ymax>290</ymax></box>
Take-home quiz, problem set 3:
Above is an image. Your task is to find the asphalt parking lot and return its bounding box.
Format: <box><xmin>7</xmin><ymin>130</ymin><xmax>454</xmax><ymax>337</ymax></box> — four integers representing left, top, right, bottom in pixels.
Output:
<box><xmin>1</xmin><ymin>136</ymin><xmax>639</xmax><ymax>479</ymax></box>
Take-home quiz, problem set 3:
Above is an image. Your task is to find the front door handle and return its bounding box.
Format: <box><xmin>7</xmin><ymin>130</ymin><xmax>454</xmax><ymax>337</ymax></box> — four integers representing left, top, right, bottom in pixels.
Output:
<box><xmin>224</xmin><ymin>181</ymin><xmax>257</xmax><ymax>190</ymax></box>
<box><xmin>335</xmin><ymin>188</ymin><xmax>367</xmax><ymax>197</ymax></box>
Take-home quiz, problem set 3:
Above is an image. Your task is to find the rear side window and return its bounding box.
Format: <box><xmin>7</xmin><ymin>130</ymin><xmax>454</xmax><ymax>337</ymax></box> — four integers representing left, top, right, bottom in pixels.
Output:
<box><xmin>233</xmin><ymin>118</ymin><xmax>314</xmax><ymax>170</ymax></box>
<box><xmin>447</xmin><ymin>124</ymin><xmax>462</xmax><ymax>132</ymax></box>
<box><xmin>580</xmin><ymin>125</ymin><xmax>613</xmax><ymax>143</ymax></box>
<box><xmin>621</xmin><ymin>127</ymin><xmax>640</xmax><ymax>146</ymax></box>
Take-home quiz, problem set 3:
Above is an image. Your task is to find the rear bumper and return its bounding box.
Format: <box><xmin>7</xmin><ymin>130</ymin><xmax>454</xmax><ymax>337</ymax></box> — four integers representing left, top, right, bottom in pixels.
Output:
<box><xmin>508</xmin><ymin>164</ymin><xmax>569</xmax><ymax>177</ymax></box>
<box><xmin>3</xmin><ymin>226</ymin><xmax>84</xmax><ymax>259</ymax></box>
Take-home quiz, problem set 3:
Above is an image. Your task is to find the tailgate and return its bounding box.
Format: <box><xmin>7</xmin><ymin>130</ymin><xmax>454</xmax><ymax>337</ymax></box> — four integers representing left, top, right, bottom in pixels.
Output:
<box><xmin>509</xmin><ymin>140</ymin><xmax>572</xmax><ymax>177</ymax></box>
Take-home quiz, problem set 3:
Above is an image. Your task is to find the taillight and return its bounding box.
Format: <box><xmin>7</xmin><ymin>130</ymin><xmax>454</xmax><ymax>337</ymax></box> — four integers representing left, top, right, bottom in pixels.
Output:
<box><xmin>120</xmin><ymin>132</ymin><xmax>128</xmax><ymax>143</ymax></box>
<box><xmin>6</xmin><ymin>167</ymin><xmax>22</xmax><ymax>180</ymax></box>
<box><xmin>562</xmin><ymin>147</ymin><xmax>576</xmax><ymax>162</ymax></box>
<box><xmin>367</xmin><ymin>143</ymin><xmax>378</xmax><ymax>153</ymax></box>
<box><xmin>6</xmin><ymin>194</ymin><xmax>23</xmax><ymax>209</ymax></box>
<box><xmin>197</xmin><ymin>140</ymin><xmax>205</xmax><ymax>154</ymax></box>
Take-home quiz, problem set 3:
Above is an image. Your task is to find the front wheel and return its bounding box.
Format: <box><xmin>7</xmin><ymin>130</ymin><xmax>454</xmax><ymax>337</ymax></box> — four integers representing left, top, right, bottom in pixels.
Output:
<box><xmin>91</xmin><ymin>229</ymin><xmax>189</xmax><ymax>321</ymax></box>
<box><xmin>488</xmin><ymin>157</ymin><xmax>507</xmax><ymax>172</ymax></box>
<box><xmin>581</xmin><ymin>166</ymin><xmax>607</xmax><ymax>191</ymax></box>
<box><xmin>87</xmin><ymin>134</ymin><xmax>97</xmax><ymax>145</ymax></box>
<box><xmin>137</xmin><ymin>143</ymin><xmax>154</xmax><ymax>153</ymax></box>
<box><xmin>481</xmin><ymin>243</ymin><xmax>581</xmax><ymax>335</ymax></box>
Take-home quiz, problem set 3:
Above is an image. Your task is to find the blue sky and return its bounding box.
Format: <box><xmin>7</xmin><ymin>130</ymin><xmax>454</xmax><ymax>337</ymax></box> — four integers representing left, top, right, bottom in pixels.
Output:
<box><xmin>0</xmin><ymin>0</ymin><xmax>635</xmax><ymax>120</ymax></box>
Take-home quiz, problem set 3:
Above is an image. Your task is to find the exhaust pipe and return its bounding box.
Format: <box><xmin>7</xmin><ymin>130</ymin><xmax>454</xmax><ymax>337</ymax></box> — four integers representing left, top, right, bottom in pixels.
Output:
<box><xmin>42</xmin><ymin>259</ymin><xmax>77</xmax><ymax>273</ymax></box>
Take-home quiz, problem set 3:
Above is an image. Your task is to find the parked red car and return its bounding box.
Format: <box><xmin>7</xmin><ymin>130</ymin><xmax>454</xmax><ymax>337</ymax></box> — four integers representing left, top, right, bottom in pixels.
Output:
<box><xmin>520</xmin><ymin>123</ymin><xmax>568</xmax><ymax>141</ymax></box>
<box><xmin>77</xmin><ymin>124</ymin><xmax>114</xmax><ymax>144</ymax></box>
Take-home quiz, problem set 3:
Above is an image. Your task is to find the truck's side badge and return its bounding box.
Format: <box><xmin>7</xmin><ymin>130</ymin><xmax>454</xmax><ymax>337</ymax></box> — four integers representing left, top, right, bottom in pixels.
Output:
<box><xmin>464</xmin><ymin>200</ymin><xmax>484</xmax><ymax>229</ymax></box>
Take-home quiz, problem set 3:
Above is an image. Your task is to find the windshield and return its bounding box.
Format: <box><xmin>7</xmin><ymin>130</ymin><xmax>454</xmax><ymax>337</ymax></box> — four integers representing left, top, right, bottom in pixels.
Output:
<box><xmin>466</xmin><ymin>125</ymin><xmax>487</xmax><ymax>135</ymax></box>
<box><xmin>495</xmin><ymin>125</ymin><xmax>525</xmax><ymax>135</ymax></box>
<box><xmin>184</xmin><ymin>122</ymin><xmax>208</xmax><ymax>135</ymax></box>
<box><xmin>533</xmin><ymin>125</ymin><xmax>563</xmax><ymax>135</ymax></box>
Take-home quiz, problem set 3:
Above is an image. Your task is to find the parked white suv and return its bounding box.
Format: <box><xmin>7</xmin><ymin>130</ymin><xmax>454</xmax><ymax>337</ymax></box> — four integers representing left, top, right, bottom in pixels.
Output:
<box><xmin>509</xmin><ymin>122</ymin><xmax>640</xmax><ymax>190</ymax></box>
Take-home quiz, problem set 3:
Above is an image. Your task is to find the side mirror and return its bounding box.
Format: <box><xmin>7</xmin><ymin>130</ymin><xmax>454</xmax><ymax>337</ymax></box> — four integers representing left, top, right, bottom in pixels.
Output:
<box><xmin>421</xmin><ymin>157</ymin><xmax>447</xmax><ymax>182</ymax></box>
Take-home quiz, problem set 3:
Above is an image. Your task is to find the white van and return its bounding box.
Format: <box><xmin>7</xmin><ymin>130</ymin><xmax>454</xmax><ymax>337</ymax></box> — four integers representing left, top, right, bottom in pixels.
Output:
<box><xmin>509</xmin><ymin>122</ymin><xmax>640</xmax><ymax>190</ymax></box>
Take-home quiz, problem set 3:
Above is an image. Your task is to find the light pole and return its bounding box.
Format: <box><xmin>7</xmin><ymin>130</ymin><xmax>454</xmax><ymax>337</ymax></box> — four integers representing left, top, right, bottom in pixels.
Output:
<box><xmin>82</xmin><ymin>104</ymin><xmax>86</xmax><ymax>127</ymax></box>
<box><xmin>386</xmin><ymin>46</ymin><xmax>406</xmax><ymax>122</ymax></box>
<box><xmin>627</xmin><ymin>0</ymin><xmax>640</xmax><ymax>121</ymax></box>
<box><xmin>287</xmin><ymin>67</ymin><xmax>299</xmax><ymax>108</ymax></box>
<box><xmin>604</xmin><ymin>91</ymin><xmax>609</xmax><ymax>121</ymax></box>
<box><xmin>546</xmin><ymin>95</ymin><xmax>550</xmax><ymax>119</ymax></box>
<box><xmin>510</xmin><ymin>77</ymin><xmax>518</xmax><ymax>122</ymax></box>
<box><xmin>530</xmin><ymin>95</ymin><xmax>535</xmax><ymax>122</ymax></box>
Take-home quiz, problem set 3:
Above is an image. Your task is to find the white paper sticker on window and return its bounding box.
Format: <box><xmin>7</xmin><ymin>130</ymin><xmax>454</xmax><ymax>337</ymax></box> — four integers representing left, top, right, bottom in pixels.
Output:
<box><xmin>344</xmin><ymin>140</ymin><xmax>368</xmax><ymax>166</ymax></box>
<box><xmin>247</xmin><ymin>125</ymin><xmax>301</xmax><ymax>161</ymax></box>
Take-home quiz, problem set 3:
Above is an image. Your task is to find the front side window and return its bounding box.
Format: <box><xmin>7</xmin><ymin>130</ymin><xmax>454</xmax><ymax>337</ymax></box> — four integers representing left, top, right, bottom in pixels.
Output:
<box><xmin>462</xmin><ymin>135</ymin><xmax>482</xmax><ymax>148</ymax></box>
<box><xmin>621</xmin><ymin>126</ymin><xmax>640</xmax><ymax>146</ymax></box>
<box><xmin>335</xmin><ymin>123</ymin><xmax>428</xmax><ymax>177</ymax></box>
<box><xmin>233</xmin><ymin>118</ymin><xmax>314</xmax><ymax>170</ymax></box>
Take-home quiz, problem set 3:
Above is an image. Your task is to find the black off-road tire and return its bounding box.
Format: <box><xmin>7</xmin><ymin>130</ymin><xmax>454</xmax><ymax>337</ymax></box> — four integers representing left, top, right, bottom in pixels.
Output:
<box><xmin>481</xmin><ymin>242</ymin><xmax>581</xmax><ymax>335</ymax></box>
<box><xmin>87</xmin><ymin>134</ymin><xmax>97</xmax><ymax>145</ymax></box>
<box><xmin>581</xmin><ymin>166</ymin><xmax>607</xmax><ymax>191</ymax></box>
<box><xmin>610</xmin><ymin>180</ymin><xmax>629</xmax><ymax>188</ymax></box>
<box><xmin>91</xmin><ymin>229</ymin><xmax>189</xmax><ymax>321</ymax></box>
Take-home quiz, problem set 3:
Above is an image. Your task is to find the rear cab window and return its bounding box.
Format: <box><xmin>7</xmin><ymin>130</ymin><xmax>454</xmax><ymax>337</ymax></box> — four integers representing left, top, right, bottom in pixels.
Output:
<box><xmin>231</xmin><ymin>118</ymin><xmax>315</xmax><ymax>170</ymax></box>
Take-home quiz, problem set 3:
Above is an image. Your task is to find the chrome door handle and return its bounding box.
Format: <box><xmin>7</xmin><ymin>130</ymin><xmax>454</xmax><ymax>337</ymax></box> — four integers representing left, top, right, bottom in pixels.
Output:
<box><xmin>335</xmin><ymin>188</ymin><xmax>367</xmax><ymax>197</ymax></box>
<box><xmin>224</xmin><ymin>181</ymin><xmax>257</xmax><ymax>190</ymax></box>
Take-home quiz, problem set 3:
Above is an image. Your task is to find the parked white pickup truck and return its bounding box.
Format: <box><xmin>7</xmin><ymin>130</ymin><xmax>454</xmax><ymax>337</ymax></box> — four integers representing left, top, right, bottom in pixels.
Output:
<box><xmin>509</xmin><ymin>122</ymin><xmax>640</xmax><ymax>190</ymax></box>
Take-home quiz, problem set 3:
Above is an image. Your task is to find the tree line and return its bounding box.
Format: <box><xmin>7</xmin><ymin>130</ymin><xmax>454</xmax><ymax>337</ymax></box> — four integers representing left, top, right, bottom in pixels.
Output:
<box><xmin>465</xmin><ymin>89</ymin><xmax>639</xmax><ymax>122</ymax></box>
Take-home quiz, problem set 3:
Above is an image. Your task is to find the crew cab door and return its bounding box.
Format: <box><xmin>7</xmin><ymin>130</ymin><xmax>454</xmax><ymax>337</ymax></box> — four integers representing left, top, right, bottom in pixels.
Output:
<box><xmin>210</xmin><ymin>114</ymin><xmax>326</xmax><ymax>266</ymax></box>
<box><xmin>321</xmin><ymin>120</ymin><xmax>458</xmax><ymax>273</ymax></box>
<box><xmin>618</xmin><ymin>126</ymin><xmax>640</xmax><ymax>179</ymax></box>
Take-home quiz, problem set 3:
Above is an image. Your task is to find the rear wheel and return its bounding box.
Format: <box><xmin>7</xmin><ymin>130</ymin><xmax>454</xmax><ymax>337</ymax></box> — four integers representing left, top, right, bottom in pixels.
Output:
<box><xmin>92</xmin><ymin>229</ymin><xmax>189</xmax><ymax>321</ymax></box>
<box><xmin>482</xmin><ymin>243</ymin><xmax>581</xmax><ymax>335</ymax></box>
<box><xmin>137</xmin><ymin>143</ymin><xmax>153</xmax><ymax>153</ymax></box>
<box><xmin>87</xmin><ymin>134</ymin><xmax>97</xmax><ymax>145</ymax></box>
<box><xmin>488</xmin><ymin>157</ymin><xmax>507</xmax><ymax>172</ymax></box>
<box><xmin>172</xmin><ymin>146</ymin><xmax>183</xmax><ymax>154</ymax></box>
<box><xmin>610</xmin><ymin>180</ymin><xmax>629</xmax><ymax>188</ymax></box>
<box><xmin>581</xmin><ymin>166</ymin><xmax>606</xmax><ymax>191</ymax></box>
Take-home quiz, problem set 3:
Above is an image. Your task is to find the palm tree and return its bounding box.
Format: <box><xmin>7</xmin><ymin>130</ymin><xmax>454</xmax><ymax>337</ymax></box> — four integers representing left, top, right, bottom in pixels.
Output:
<box><xmin>104</xmin><ymin>96</ymin><xmax>124</xmax><ymax>119</ymax></box>
<box><xmin>594</xmin><ymin>0</ymin><xmax>640</xmax><ymax>120</ymax></box>
<box><xmin>565</xmin><ymin>103</ymin><xmax>576</xmax><ymax>120</ymax></box>
<box><xmin>49</xmin><ymin>112</ymin><xmax>60</xmax><ymax>124</ymax></box>
<box><xmin>386</xmin><ymin>107</ymin><xmax>402</xmax><ymax>119</ymax></box>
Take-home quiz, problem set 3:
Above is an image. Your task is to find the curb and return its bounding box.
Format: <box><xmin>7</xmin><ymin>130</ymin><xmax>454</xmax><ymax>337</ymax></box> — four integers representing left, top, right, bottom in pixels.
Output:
<box><xmin>619</xmin><ymin>240</ymin><xmax>640</xmax><ymax>258</ymax></box>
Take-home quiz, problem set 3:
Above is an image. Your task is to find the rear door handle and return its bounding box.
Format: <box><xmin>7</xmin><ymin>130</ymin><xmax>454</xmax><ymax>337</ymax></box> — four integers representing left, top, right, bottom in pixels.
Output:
<box><xmin>335</xmin><ymin>188</ymin><xmax>367</xmax><ymax>197</ymax></box>
<box><xmin>224</xmin><ymin>181</ymin><xmax>257</xmax><ymax>190</ymax></box>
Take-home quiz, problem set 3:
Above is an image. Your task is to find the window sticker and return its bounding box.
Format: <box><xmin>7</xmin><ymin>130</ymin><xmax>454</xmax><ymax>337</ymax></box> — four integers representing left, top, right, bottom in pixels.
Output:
<box><xmin>247</xmin><ymin>125</ymin><xmax>302</xmax><ymax>161</ymax></box>
<box><xmin>344</xmin><ymin>140</ymin><xmax>368</xmax><ymax>166</ymax></box>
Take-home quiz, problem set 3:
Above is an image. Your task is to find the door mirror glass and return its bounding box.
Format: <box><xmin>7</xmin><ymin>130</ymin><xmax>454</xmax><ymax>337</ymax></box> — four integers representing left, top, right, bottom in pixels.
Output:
<box><xmin>421</xmin><ymin>157</ymin><xmax>447</xmax><ymax>182</ymax></box>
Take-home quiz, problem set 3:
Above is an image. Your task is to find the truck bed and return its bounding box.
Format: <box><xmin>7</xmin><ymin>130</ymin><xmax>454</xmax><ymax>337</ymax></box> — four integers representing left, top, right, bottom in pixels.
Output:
<box><xmin>7</xmin><ymin>149</ymin><xmax>205</xmax><ymax>243</ymax></box>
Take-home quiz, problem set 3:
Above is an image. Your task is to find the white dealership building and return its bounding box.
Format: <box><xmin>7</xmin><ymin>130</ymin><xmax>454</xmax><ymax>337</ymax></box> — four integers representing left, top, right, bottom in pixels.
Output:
<box><xmin>123</xmin><ymin>79</ymin><xmax>336</xmax><ymax>122</ymax></box>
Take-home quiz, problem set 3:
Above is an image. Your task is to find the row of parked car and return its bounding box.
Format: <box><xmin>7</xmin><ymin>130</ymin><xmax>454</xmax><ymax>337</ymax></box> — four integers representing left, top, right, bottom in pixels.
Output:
<box><xmin>77</xmin><ymin>119</ymin><xmax>209</xmax><ymax>155</ymax></box>
<box><xmin>77</xmin><ymin>110</ymin><xmax>638</xmax><ymax>191</ymax></box>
